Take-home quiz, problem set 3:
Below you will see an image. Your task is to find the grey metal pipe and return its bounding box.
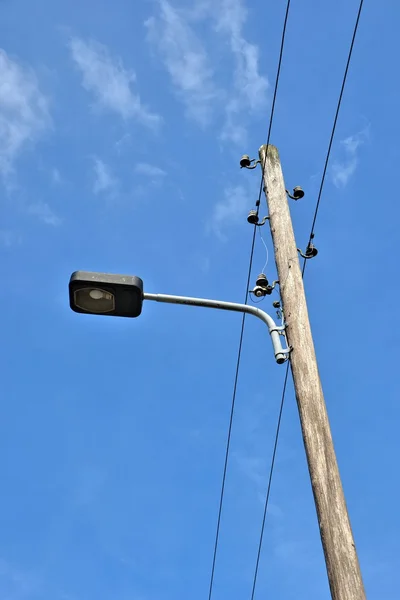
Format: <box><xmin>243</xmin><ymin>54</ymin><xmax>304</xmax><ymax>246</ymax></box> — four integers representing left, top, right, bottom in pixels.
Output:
<box><xmin>143</xmin><ymin>292</ymin><xmax>289</xmax><ymax>364</ymax></box>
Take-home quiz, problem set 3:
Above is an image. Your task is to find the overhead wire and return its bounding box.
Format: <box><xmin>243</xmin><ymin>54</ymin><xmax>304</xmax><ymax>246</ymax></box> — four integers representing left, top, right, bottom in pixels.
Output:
<box><xmin>259</xmin><ymin>228</ymin><xmax>269</xmax><ymax>275</ymax></box>
<box><xmin>302</xmin><ymin>0</ymin><xmax>365</xmax><ymax>277</ymax></box>
<box><xmin>206</xmin><ymin>2</ymin><xmax>292</xmax><ymax>600</ymax></box>
<box><xmin>255</xmin><ymin>0</ymin><xmax>292</xmax><ymax>216</ymax></box>
<box><xmin>249</xmin><ymin>2</ymin><xmax>366</xmax><ymax>598</ymax></box>
<box><xmin>250</xmin><ymin>363</ymin><xmax>290</xmax><ymax>600</ymax></box>
<box><xmin>206</xmin><ymin>227</ymin><xmax>257</xmax><ymax>600</ymax></box>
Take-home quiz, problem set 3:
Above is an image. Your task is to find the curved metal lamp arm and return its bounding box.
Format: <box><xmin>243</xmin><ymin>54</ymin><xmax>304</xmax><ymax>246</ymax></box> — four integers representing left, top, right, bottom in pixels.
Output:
<box><xmin>143</xmin><ymin>292</ymin><xmax>291</xmax><ymax>364</ymax></box>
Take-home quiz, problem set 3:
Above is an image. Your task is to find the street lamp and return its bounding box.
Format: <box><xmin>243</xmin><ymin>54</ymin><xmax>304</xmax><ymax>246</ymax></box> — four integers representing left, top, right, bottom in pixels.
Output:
<box><xmin>69</xmin><ymin>271</ymin><xmax>290</xmax><ymax>365</ymax></box>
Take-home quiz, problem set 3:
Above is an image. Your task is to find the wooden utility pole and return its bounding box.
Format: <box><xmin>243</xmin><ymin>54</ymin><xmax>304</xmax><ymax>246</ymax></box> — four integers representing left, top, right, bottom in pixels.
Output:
<box><xmin>259</xmin><ymin>144</ymin><xmax>366</xmax><ymax>600</ymax></box>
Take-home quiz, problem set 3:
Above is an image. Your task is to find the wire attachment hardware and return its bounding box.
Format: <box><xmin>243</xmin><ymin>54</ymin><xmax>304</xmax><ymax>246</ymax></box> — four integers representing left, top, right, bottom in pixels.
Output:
<box><xmin>250</xmin><ymin>275</ymin><xmax>279</xmax><ymax>298</ymax></box>
<box><xmin>240</xmin><ymin>154</ymin><xmax>261</xmax><ymax>170</ymax></box>
<box><xmin>286</xmin><ymin>186</ymin><xmax>305</xmax><ymax>200</ymax></box>
<box><xmin>297</xmin><ymin>242</ymin><xmax>318</xmax><ymax>259</ymax></box>
<box><xmin>247</xmin><ymin>210</ymin><xmax>270</xmax><ymax>226</ymax></box>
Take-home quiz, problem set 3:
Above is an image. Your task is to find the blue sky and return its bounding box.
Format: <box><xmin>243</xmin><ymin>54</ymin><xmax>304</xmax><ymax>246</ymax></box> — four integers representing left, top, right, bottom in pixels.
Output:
<box><xmin>0</xmin><ymin>0</ymin><xmax>399</xmax><ymax>598</ymax></box>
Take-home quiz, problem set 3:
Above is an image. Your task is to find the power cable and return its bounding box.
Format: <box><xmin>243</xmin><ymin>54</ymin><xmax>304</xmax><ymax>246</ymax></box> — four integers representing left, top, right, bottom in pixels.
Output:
<box><xmin>250</xmin><ymin>363</ymin><xmax>290</xmax><ymax>600</ymax></box>
<box><xmin>207</xmin><ymin>227</ymin><xmax>257</xmax><ymax>600</ymax></box>
<box><xmin>302</xmin><ymin>0</ymin><xmax>364</xmax><ymax>277</ymax></box>
<box><xmin>255</xmin><ymin>0</ymin><xmax>292</xmax><ymax>217</ymax></box>
<box><xmin>206</xmin><ymin>2</ymin><xmax>292</xmax><ymax>599</ymax></box>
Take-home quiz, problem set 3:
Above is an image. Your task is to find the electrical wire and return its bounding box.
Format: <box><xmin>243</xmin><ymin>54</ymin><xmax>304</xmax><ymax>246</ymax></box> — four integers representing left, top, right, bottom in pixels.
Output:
<box><xmin>302</xmin><ymin>0</ymin><xmax>364</xmax><ymax>277</ymax></box>
<box><xmin>248</xmin><ymin>3</ymin><xmax>365</xmax><ymax>599</ymax></box>
<box><xmin>207</xmin><ymin>228</ymin><xmax>257</xmax><ymax>600</ymax></box>
<box><xmin>255</xmin><ymin>0</ymin><xmax>292</xmax><ymax>216</ymax></box>
<box><xmin>250</xmin><ymin>363</ymin><xmax>290</xmax><ymax>600</ymax></box>
<box><xmin>206</xmin><ymin>2</ymin><xmax>292</xmax><ymax>600</ymax></box>
<box><xmin>259</xmin><ymin>229</ymin><xmax>269</xmax><ymax>274</ymax></box>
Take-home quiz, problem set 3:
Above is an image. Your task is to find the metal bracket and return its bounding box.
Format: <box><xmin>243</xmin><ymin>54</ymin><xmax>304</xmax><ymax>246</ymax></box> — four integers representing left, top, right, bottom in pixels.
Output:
<box><xmin>256</xmin><ymin>216</ymin><xmax>270</xmax><ymax>226</ymax></box>
<box><xmin>277</xmin><ymin>346</ymin><xmax>292</xmax><ymax>361</ymax></box>
<box><xmin>270</xmin><ymin>324</ymin><xmax>286</xmax><ymax>334</ymax></box>
<box><xmin>270</xmin><ymin>323</ymin><xmax>292</xmax><ymax>361</ymax></box>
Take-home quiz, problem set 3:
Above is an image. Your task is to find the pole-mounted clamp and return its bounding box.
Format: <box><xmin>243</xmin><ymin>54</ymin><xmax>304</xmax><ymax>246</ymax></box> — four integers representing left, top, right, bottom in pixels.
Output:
<box><xmin>269</xmin><ymin>323</ymin><xmax>292</xmax><ymax>361</ymax></box>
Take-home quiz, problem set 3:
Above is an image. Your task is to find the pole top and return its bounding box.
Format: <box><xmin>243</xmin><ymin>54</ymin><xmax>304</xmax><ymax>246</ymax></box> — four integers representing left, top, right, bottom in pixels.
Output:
<box><xmin>259</xmin><ymin>144</ymin><xmax>280</xmax><ymax>163</ymax></box>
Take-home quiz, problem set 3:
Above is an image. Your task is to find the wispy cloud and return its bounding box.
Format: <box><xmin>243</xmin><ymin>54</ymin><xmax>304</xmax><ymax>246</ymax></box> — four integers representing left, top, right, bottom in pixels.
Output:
<box><xmin>51</xmin><ymin>167</ymin><xmax>62</xmax><ymax>184</ymax></box>
<box><xmin>0</xmin><ymin>558</ymin><xmax>41</xmax><ymax>598</ymax></box>
<box><xmin>115</xmin><ymin>132</ymin><xmax>131</xmax><ymax>154</ymax></box>
<box><xmin>210</xmin><ymin>185</ymin><xmax>249</xmax><ymax>239</ymax></box>
<box><xmin>145</xmin><ymin>0</ymin><xmax>267</xmax><ymax>142</ymax></box>
<box><xmin>0</xmin><ymin>48</ymin><xmax>50</xmax><ymax>178</ymax></box>
<box><xmin>331</xmin><ymin>127</ymin><xmax>369</xmax><ymax>188</ymax></box>
<box><xmin>28</xmin><ymin>202</ymin><xmax>61</xmax><ymax>226</ymax></box>
<box><xmin>0</xmin><ymin>230</ymin><xmax>22</xmax><ymax>247</ymax></box>
<box><xmin>274</xmin><ymin>540</ymin><xmax>315</xmax><ymax>565</ymax></box>
<box><xmin>135</xmin><ymin>162</ymin><xmax>166</xmax><ymax>178</ymax></box>
<box><xmin>215</xmin><ymin>0</ymin><xmax>269</xmax><ymax>143</ymax></box>
<box><xmin>69</xmin><ymin>37</ymin><xmax>161</xmax><ymax>128</ymax></box>
<box><xmin>145</xmin><ymin>0</ymin><xmax>217</xmax><ymax>125</ymax></box>
<box><xmin>235</xmin><ymin>454</ymin><xmax>266</xmax><ymax>490</ymax></box>
<box><xmin>92</xmin><ymin>157</ymin><xmax>118</xmax><ymax>195</ymax></box>
<box><xmin>73</xmin><ymin>464</ymin><xmax>106</xmax><ymax>508</ymax></box>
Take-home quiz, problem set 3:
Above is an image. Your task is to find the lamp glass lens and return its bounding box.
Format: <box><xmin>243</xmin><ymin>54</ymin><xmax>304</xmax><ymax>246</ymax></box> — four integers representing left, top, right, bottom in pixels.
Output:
<box><xmin>74</xmin><ymin>288</ymin><xmax>115</xmax><ymax>313</ymax></box>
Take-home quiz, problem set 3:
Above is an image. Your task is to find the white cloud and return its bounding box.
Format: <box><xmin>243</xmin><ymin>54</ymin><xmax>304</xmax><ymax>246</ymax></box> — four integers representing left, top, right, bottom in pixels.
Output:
<box><xmin>221</xmin><ymin>101</ymin><xmax>248</xmax><ymax>144</ymax></box>
<box><xmin>216</xmin><ymin>0</ymin><xmax>268</xmax><ymax>109</ymax></box>
<box><xmin>28</xmin><ymin>202</ymin><xmax>61</xmax><ymax>226</ymax></box>
<box><xmin>215</xmin><ymin>0</ymin><xmax>268</xmax><ymax>143</ymax></box>
<box><xmin>0</xmin><ymin>48</ymin><xmax>50</xmax><ymax>177</ymax></box>
<box><xmin>145</xmin><ymin>0</ymin><xmax>267</xmax><ymax>142</ymax></box>
<box><xmin>0</xmin><ymin>230</ymin><xmax>22</xmax><ymax>247</ymax></box>
<box><xmin>115</xmin><ymin>132</ymin><xmax>131</xmax><ymax>154</ymax></box>
<box><xmin>69</xmin><ymin>37</ymin><xmax>161</xmax><ymax>128</ymax></box>
<box><xmin>332</xmin><ymin>158</ymin><xmax>357</xmax><ymax>189</ymax></box>
<box><xmin>92</xmin><ymin>158</ymin><xmax>118</xmax><ymax>195</ymax></box>
<box><xmin>332</xmin><ymin>127</ymin><xmax>369</xmax><ymax>188</ymax></box>
<box><xmin>0</xmin><ymin>558</ymin><xmax>41</xmax><ymax>598</ymax></box>
<box><xmin>135</xmin><ymin>162</ymin><xmax>166</xmax><ymax>177</ymax></box>
<box><xmin>235</xmin><ymin>454</ymin><xmax>266</xmax><ymax>489</ymax></box>
<box><xmin>145</xmin><ymin>0</ymin><xmax>217</xmax><ymax>125</ymax></box>
<box><xmin>210</xmin><ymin>185</ymin><xmax>248</xmax><ymax>239</ymax></box>
<box><xmin>51</xmin><ymin>167</ymin><xmax>62</xmax><ymax>184</ymax></box>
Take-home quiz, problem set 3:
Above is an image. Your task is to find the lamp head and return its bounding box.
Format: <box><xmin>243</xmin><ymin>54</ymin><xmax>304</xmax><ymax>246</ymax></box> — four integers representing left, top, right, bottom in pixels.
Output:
<box><xmin>69</xmin><ymin>271</ymin><xmax>143</xmax><ymax>318</ymax></box>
